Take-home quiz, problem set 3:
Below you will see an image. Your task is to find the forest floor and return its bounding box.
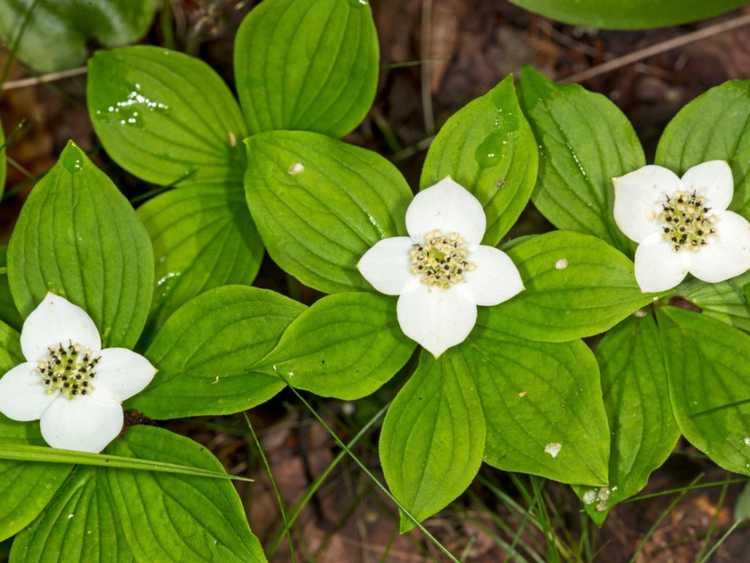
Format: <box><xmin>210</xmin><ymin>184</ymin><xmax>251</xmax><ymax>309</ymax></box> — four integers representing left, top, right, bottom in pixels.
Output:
<box><xmin>2</xmin><ymin>1</ymin><xmax>750</xmax><ymax>561</ymax></box>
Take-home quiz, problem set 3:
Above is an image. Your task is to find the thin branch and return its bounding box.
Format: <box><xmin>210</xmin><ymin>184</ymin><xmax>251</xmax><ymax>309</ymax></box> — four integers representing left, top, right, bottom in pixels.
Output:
<box><xmin>2</xmin><ymin>66</ymin><xmax>87</xmax><ymax>91</ymax></box>
<box><xmin>561</xmin><ymin>13</ymin><xmax>750</xmax><ymax>84</ymax></box>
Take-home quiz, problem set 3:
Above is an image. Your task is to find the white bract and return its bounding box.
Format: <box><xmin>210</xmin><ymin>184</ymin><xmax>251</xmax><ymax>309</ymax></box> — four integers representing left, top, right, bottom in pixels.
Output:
<box><xmin>358</xmin><ymin>177</ymin><xmax>524</xmax><ymax>357</ymax></box>
<box><xmin>0</xmin><ymin>293</ymin><xmax>156</xmax><ymax>453</ymax></box>
<box><xmin>613</xmin><ymin>161</ymin><xmax>750</xmax><ymax>293</ymax></box>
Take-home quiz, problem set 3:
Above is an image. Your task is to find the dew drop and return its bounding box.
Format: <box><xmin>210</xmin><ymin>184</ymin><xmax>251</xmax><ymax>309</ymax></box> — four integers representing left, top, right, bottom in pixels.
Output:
<box><xmin>288</xmin><ymin>162</ymin><xmax>305</xmax><ymax>175</ymax></box>
<box><xmin>544</xmin><ymin>442</ymin><xmax>562</xmax><ymax>458</ymax></box>
<box><xmin>96</xmin><ymin>78</ymin><xmax>169</xmax><ymax>130</ymax></box>
<box><xmin>555</xmin><ymin>258</ymin><xmax>568</xmax><ymax>270</ymax></box>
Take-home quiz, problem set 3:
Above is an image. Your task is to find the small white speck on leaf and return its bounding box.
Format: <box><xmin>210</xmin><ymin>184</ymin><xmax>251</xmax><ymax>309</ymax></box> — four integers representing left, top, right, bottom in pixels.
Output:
<box><xmin>68</xmin><ymin>513</ymin><xmax>75</xmax><ymax>519</ymax></box>
<box><xmin>555</xmin><ymin>258</ymin><xmax>568</xmax><ymax>270</ymax></box>
<box><xmin>211</xmin><ymin>376</ymin><xmax>220</xmax><ymax>385</ymax></box>
<box><xmin>228</xmin><ymin>132</ymin><xmax>237</xmax><ymax>146</ymax></box>
<box><xmin>634</xmin><ymin>309</ymin><xmax>648</xmax><ymax>318</ymax></box>
<box><xmin>518</xmin><ymin>391</ymin><xmax>528</xmax><ymax>398</ymax></box>
<box><xmin>544</xmin><ymin>442</ymin><xmax>562</xmax><ymax>458</ymax></box>
<box><xmin>288</xmin><ymin>162</ymin><xmax>305</xmax><ymax>175</ymax></box>
<box><xmin>744</xmin><ymin>437</ymin><xmax>750</xmax><ymax>446</ymax></box>
<box><xmin>582</xmin><ymin>490</ymin><xmax>597</xmax><ymax>505</ymax></box>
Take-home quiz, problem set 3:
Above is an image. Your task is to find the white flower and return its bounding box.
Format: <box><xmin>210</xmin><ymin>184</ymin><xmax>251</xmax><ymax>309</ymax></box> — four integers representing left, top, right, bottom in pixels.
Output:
<box><xmin>357</xmin><ymin>177</ymin><xmax>524</xmax><ymax>357</ymax></box>
<box><xmin>0</xmin><ymin>293</ymin><xmax>156</xmax><ymax>453</ymax></box>
<box><xmin>613</xmin><ymin>161</ymin><xmax>750</xmax><ymax>293</ymax></box>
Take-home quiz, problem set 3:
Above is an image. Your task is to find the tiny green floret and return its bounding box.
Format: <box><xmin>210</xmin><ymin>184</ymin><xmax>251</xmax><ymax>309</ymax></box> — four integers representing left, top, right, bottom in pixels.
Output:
<box><xmin>36</xmin><ymin>342</ymin><xmax>100</xmax><ymax>400</ymax></box>
<box><xmin>409</xmin><ymin>230</ymin><xmax>475</xmax><ymax>289</ymax></box>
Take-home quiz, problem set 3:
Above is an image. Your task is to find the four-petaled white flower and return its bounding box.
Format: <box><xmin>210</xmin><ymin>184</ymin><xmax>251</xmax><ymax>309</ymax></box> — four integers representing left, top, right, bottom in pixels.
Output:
<box><xmin>613</xmin><ymin>161</ymin><xmax>750</xmax><ymax>293</ymax></box>
<box><xmin>0</xmin><ymin>293</ymin><xmax>156</xmax><ymax>453</ymax></box>
<box><xmin>358</xmin><ymin>177</ymin><xmax>524</xmax><ymax>357</ymax></box>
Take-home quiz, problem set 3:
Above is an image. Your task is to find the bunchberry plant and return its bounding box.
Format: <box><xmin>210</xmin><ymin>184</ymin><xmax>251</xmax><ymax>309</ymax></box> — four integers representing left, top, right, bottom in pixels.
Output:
<box><xmin>519</xmin><ymin>66</ymin><xmax>750</xmax><ymax>519</ymax></box>
<box><xmin>242</xmin><ymin>64</ymin><xmax>659</xmax><ymax>529</ymax></box>
<box><xmin>86</xmin><ymin>0</ymin><xmax>379</xmax><ymax>336</ymax></box>
<box><xmin>0</xmin><ymin>144</ymin><xmax>268</xmax><ymax>561</ymax></box>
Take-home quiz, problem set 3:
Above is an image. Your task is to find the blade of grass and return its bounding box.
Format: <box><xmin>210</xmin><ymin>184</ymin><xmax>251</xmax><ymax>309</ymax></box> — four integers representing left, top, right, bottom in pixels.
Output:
<box><xmin>697</xmin><ymin>520</ymin><xmax>742</xmax><ymax>563</ymax></box>
<box><xmin>377</xmin><ymin>523</ymin><xmax>400</xmax><ymax>563</ymax></box>
<box><xmin>242</xmin><ymin>412</ymin><xmax>297</xmax><ymax>562</ymax></box>
<box><xmin>694</xmin><ymin>479</ymin><xmax>730</xmax><ymax>562</ymax></box>
<box><xmin>629</xmin><ymin>473</ymin><xmax>705</xmax><ymax>563</ymax></box>
<box><xmin>268</xmin><ymin>401</ymin><xmax>390</xmax><ymax>556</ymax></box>
<box><xmin>284</xmin><ymin>384</ymin><xmax>460</xmax><ymax>562</ymax></box>
<box><xmin>529</xmin><ymin>477</ymin><xmax>562</xmax><ymax>563</ymax></box>
<box><xmin>626</xmin><ymin>478</ymin><xmax>746</xmax><ymax>503</ymax></box>
<box><xmin>0</xmin><ymin>442</ymin><xmax>254</xmax><ymax>482</ymax></box>
<box><xmin>462</xmin><ymin>497</ymin><xmax>542</xmax><ymax>563</ymax></box>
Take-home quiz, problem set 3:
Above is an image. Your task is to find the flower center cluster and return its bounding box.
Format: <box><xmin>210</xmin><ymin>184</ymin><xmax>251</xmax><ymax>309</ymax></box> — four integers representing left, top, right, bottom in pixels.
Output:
<box><xmin>659</xmin><ymin>191</ymin><xmax>715</xmax><ymax>251</ymax></box>
<box><xmin>410</xmin><ymin>230</ymin><xmax>475</xmax><ymax>289</ymax></box>
<box><xmin>36</xmin><ymin>343</ymin><xmax>100</xmax><ymax>400</ymax></box>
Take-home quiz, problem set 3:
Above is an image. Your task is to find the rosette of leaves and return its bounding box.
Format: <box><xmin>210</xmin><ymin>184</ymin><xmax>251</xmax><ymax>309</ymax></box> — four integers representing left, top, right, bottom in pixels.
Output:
<box><xmin>0</xmin><ymin>143</ymin><xmax>284</xmax><ymax>561</ymax></box>
<box><xmin>518</xmin><ymin>67</ymin><xmax>750</xmax><ymax>520</ymax></box>
<box><xmin>87</xmin><ymin>0</ymin><xmax>380</xmax><ymax>339</ymax></box>
<box><xmin>242</xmin><ymin>64</ymin><xmax>661</xmax><ymax>530</ymax></box>
<box><xmin>0</xmin><ymin>0</ymin><xmax>159</xmax><ymax>72</ymax></box>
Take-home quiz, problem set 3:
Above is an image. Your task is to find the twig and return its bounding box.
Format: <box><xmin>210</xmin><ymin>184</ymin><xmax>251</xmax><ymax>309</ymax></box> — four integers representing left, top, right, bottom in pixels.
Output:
<box><xmin>562</xmin><ymin>13</ymin><xmax>750</xmax><ymax>84</ymax></box>
<box><xmin>2</xmin><ymin>66</ymin><xmax>87</xmax><ymax>91</ymax></box>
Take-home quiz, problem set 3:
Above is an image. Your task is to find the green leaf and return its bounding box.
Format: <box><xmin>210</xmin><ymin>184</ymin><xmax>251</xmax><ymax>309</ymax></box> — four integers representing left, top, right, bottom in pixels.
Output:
<box><xmin>0</xmin><ymin>0</ymin><xmax>158</xmax><ymax>72</ymax></box>
<box><xmin>0</xmin><ymin>318</ymin><xmax>20</xmax><ymax>372</ymax></box>
<box><xmin>518</xmin><ymin>66</ymin><xmax>644</xmax><ymax>254</ymax></box>
<box><xmin>421</xmin><ymin>75</ymin><xmax>538</xmax><ymax>245</ymax></box>
<box><xmin>130</xmin><ymin>286</ymin><xmax>304</xmax><ymax>419</ymax></box>
<box><xmin>655</xmin><ymin>80</ymin><xmax>750</xmax><ymax>218</ymax></box>
<box><xmin>9</xmin><ymin>467</ymin><xmax>133</xmax><ymax>563</ymax></box>
<box><xmin>257</xmin><ymin>292</ymin><xmax>415</xmax><ymax>400</ymax></box>
<box><xmin>88</xmin><ymin>46</ymin><xmax>247</xmax><ymax>190</ymax></box>
<box><xmin>468</xmin><ymin>309</ymin><xmax>610</xmax><ymax>486</ymax></box>
<box><xmin>7</xmin><ymin>142</ymin><xmax>153</xmax><ymax>349</ymax></box>
<box><xmin>678</xmin><ymin>271</ymin><xmax>750</xmax><ymax>332</ymax></box>
<box><xmin>234</xmin><ymin>0</ymin><xmax>379</xmax><ymax>137</ymax></box>
<box><xmin>106</xmin><ymin>426</ymin><xmax>266</xmax><ymax>563</ymax></box>
<box><xmin>380</xmin><ymin>350</ymin><xmax>485</xmax><ymax>533</ymax></box>
<box><xmin>0</xmin><ymin>414</ymin><xmax>72</xmax><ymax>544</ymax></box>
<box><xmin>0</xmin><ymin>444</ymin><xmax>252</xmax><ymax>482</ymax></box>
<box><xmin>0</xmin><ymin>321</ymin><xmax>72</xmax><ymax>542</ymax></box>
<box><xmin>495</xmin><ymin>231</ymin><xmax>653</xmax><ymax>342</ymax></box>
<box><xmin>508</xmin><ymin>0</ymin><xmax>747</xmax><ymax>29</ymax></box>
<box><xmin>0</xmin><ymin>248</ymin><xmax>22</xmax><ymax>331</ymax></box>
<box><xmin>581</xmin><ymin>314</ymin><xmax>679</xmax><ymax>516</ymax></box>
<box><xmin>138</xmin><ymin>186</ymin><xmax>264</xmax><ymax>336</ymax></box>
<box><xmin>658</xmin><ymin>307</ymin><xmax>750</xmax><ymax>476</ymax></box>
<box><xmin>245</xmin><ymin>131</ymin><xmax>412</xmax><ymax>293</ymax></box>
